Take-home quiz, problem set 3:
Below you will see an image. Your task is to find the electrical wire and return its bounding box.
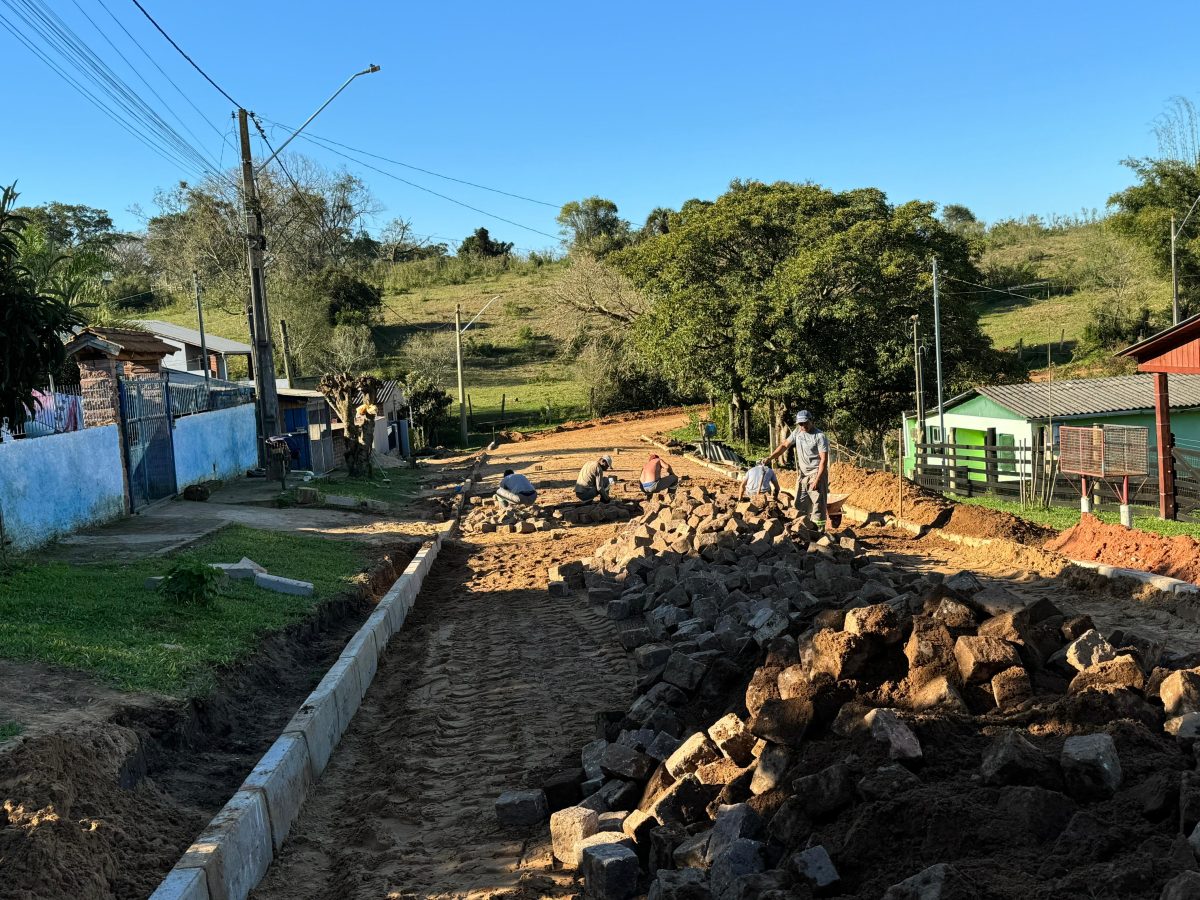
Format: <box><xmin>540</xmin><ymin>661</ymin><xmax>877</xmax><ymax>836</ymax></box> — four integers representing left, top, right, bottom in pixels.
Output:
<box><xmin>1</xmin><ymin>0</ymin><xmax>227</xmax><ymax>184</ymax></box>
<box><xmin>92</xmin><ymin>0</ymin><xmax>227</xmax><ymax>141</ymax></box>
<box><xmin>0</xmin><ymin>5</ymin><xmax>207</xmax><ymax>179</ymax></box>
<box><xmin>68</xmin><ymin>0</ymin><xmax>221</xmax><ymax>170</ymax></box>
<box><xmin>290</xmin><ymin>131</ymin><xmax>560</xmax><ymax>240</ymax></box>
<box><xmin>260</xmin><ymin>116</ymin><xmax>560</xmax><ymax>209</ymax></box>
<box><xmin>128</xmin><ymin>0</ymin><xmax>239</xmax><ymax>108</ymax></box>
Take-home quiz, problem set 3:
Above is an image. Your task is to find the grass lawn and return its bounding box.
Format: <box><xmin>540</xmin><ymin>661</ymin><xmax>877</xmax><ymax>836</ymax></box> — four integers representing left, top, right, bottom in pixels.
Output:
<box><xmin>305</xmin><ymin>465</ymin><xmax>422</xmax><ymax>506</ymax></box>
<box><xmin>0</xmin><ymin>525</ymin><xmax>370</xmax><ymax>696</ymax></box>
<box><xmin>954</xmin><ymin>493</ymin><xmax>1200</xmax><ymax>541</ymax></box>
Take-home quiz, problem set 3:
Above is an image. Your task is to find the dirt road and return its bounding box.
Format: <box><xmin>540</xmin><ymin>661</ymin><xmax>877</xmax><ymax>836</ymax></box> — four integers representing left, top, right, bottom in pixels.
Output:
<box><xmin>253</xmin><ymin>411</ymin><xmax>716</xmax><ymax>899</ymax></box>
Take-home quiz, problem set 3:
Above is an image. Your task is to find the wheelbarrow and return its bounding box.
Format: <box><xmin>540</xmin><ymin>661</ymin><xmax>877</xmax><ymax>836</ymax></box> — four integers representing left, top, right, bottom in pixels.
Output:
<box><xmin>782</xmin><ymin>490</ymin><xmax>848</xmax><ymax>530</ymax></box>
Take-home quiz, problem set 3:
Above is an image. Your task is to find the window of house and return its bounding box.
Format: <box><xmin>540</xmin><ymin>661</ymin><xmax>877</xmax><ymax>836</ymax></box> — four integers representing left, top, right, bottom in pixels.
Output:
<box><xmin>927</xmin><ymin>425</ymin><xmax>943</xmax><ymax>444</ymax></box>
<box><xmin>997</xmin><ymin>433</ymin><xmax>1016</xmax><ymax>474</ymax></box>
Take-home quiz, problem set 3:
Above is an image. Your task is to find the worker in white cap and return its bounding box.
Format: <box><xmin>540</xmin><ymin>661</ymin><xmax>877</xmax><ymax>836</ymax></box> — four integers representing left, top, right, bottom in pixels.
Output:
<box><xmin>575</xmin><ymin>454</ymin><xmax>614</xmax><ymax>503</ymax></box>
<box><xmin>766</xmin><ymin>410</ymin><xmax>829</xmax><ymax>528</ymax></box>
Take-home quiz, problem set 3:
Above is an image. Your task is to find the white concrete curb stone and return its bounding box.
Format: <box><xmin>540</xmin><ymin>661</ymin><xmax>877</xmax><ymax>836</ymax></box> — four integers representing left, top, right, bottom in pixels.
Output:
<box><xmin>173</xmin><ymin>790</ymin><xmax>272</xmax><ymax>900</ymax></box>
<box><xmin>149</xmin><ymin>454</ymin><xmax>485</xmax><ymax>900</ymax></box>
<box><xmin>240</xmin><ymin>733</ymin><xmax>313</xmax><ymax>852</ymax></box>
<box><xmin>149</xmin><ymin>867</ymin><xmax>210</xmax><ymax>900</ymax></box>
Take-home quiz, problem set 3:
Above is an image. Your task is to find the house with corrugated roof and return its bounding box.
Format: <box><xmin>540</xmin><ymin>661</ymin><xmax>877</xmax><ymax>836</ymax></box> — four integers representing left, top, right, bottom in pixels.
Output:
<box><xmin>901</xmin><ymin>374</ymin><xmax>1200</xmax><ymax>478</ymax></box>
<box><xmin>136</xmin><ymin>319</ymin><xmax>253</xmax><ymax>381</ymax></box>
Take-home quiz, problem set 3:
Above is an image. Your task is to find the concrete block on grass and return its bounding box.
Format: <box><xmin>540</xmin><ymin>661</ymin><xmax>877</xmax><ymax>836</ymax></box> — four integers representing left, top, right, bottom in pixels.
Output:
<box><xmin>149</xmin><ymin>867</ymin><xmax>210</xmax><ymax>900</ymax></box>
<box><xmin>176</xmin><ymin>790</ymin><xmax>271</xmax><ymax>900</ymax></box>
<box><xmin>253</xmin><ymin>572</ymin><xmax>314</xmax><ymax>597</ymax></box>
<box><xmin>282</xmin><ymin>687</ymin><xmax>340</xmax><ymax>780</ymax></box>
<box><xmin>240</xmin><ymin>733</ymin><xmax>313</xmax><ymax>852</ymax></box>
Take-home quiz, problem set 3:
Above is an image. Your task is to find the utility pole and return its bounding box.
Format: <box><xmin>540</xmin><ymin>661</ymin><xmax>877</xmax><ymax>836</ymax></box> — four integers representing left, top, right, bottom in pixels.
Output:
<box><xmin>1172</xmin><ymin>215</ymin><xmax>1180</xmax><ymax>325</ymax></box>
<box><xmin>193</xmin><ymin>271</ymin><xmax>209</xmax><ymax>388</ymax></box>
<box><xmin>455</xmin><ymin>303</ymin><xmax>467</xmax><ymax>446</ymax></box>
<box><xmin>932</xmin><ymin>258</ymin><xmax>946</xmax><ymax>449</ymax></box>
<box><xmin>238</xmin><ymin>108</ymin><xmax>280</xmax><ymax>465</ymax></box>
<box><xmin>279</xmin><ymin>318</ymin><xmax>294</xmax><ymax>387</ymax></box>
<box><xmin>911</xmin><ymin>315</ymin><xmax>925</xmax><ymax>441</ymax></box>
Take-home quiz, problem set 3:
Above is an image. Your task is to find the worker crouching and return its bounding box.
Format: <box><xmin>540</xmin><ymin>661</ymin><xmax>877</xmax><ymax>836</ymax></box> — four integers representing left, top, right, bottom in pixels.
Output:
<box><xmin>576</xmin><ymin>455</ymin><xmax>614</xmax><ymax>503</ymax></box>
<box><xmin>639</xmin><ymin>453</ymin><xmax>678</xmax><ymax>498</ymax></box>
<box><xmin>495</xmin><ymin>469</ymin><xmax>537</xmax><ymax>509</ymax></box>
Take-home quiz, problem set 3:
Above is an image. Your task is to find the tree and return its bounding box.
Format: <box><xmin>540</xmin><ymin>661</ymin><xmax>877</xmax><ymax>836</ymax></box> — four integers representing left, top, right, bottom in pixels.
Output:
<box><xmin>641</xmin><ymin>207</ymin><xmax>673</xmax><ymax>239</ymax></box>
<box><xmin>11</xmin><ymin>201</ymin><xmax>115</xmax><ymax>250</ymax></box>
<box><xmin>320</xmin><ymin>324</ymin><xmax>377</xmax><ymax>373</ymax></box>
<box><xmin>612</xmin><ymin>180</ymin><xmax>1017</xmax><ymax>450</ymax></box>
<box><xmin>557</xmin><ymin>197</ymin><xmax>630</xmax><ymax>257</ymax></box>
<box><xmin>309</xmin><ymin>266</ymin><xmax>382</xmax><ymax>326</ymax></box>
<box><xmin>548</xmin><ymin>252</ymin><xmax>647</xmax><ymax>325</ymax></box>
<box><xmin>318</xmin><ymin>372</ymin><xmax>382</xmax><ymax>476</ymax></box>
<box><xmin>1109</xmin><ymin>156</ymin><xmax>1200</xmax><ymax>318</ymax></box>
<box><xmin>458</xmin><ymin>226</ymin><xmax>512</xmax><ymax>258</ymax></box>
<box><xmin>0</xmin><ymin>184</ymin><xmax>84</xmax><ymax>435</ymax></box>
<box><xmin>941</xmin><ymin>204</ymin><xmax>984</xmax><ymax>241</ymax></box>
<box><xmin>401</xmin><ymin>371</ymin><xmax>452</xmax><ymax>446</ymax></box>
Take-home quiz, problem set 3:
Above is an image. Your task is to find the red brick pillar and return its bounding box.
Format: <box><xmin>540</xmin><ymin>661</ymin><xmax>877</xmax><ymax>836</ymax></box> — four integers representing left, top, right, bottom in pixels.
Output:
<box><xmin>78</xmin><ymin>356</ymin><xmax>122</xmax><ymax>427</ymax></box>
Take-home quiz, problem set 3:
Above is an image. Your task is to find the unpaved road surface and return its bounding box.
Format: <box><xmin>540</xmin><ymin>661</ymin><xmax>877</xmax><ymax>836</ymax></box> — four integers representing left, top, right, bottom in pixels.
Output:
<box><xmin>253</xmin><ymin>411</ymin><xmax>718</xmax><ymax>899</ymax></box>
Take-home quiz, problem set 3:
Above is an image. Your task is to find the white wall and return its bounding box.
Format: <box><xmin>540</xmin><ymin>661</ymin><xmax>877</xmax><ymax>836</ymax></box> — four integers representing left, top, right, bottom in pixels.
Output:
<box><xmin>173</xmin><ymin>404</ymin><xmax>258</xmax><ymax>487</ymax></box>
<box><xmin>0</xmin><ymin>425</ymin><xmax>126</xmax><ymax>550</ymax></box>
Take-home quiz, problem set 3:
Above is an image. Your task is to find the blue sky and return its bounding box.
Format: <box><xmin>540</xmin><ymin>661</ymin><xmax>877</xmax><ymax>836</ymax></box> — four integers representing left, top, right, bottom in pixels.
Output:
<box><xmin>1</xmin><ymin>0</ymin><xmax>1196</xmax><ymax>252</ymax></box>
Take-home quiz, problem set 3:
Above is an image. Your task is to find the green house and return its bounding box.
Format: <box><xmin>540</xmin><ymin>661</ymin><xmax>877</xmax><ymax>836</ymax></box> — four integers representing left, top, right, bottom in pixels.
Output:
<box><xmin>902</xmin><ymin>373</ymin><xmax>1200</xmax><ymax>479</ymax></box>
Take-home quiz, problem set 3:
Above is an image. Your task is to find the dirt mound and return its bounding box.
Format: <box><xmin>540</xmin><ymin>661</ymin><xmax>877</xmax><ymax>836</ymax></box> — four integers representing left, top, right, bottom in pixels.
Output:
<box><xmin>832</xmin><ymin>462</ymin><xmax>1055</xmax><ymax>546</ymax></box>
<box><xmin>1049</xmin><ymin>515</ymin><xmax>1200</xmax><ymax>585</ymax></box>
<box><xmin>943</xmin><ymin>502</ymin><xmax>1057</xmax><ymax>545</ymax></box>
<box><xmin>831</xmin><ymin>461</ymin><xmax>952</xmax><ymax>527</ymax></box>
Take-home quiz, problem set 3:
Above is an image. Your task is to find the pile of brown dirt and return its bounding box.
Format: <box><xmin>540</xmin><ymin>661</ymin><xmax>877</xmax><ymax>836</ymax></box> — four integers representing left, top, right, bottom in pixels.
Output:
<box><xmin>942</xmin><ymin>502</ymin><xmax>1057</xmax><ymax>545</ymax></box>
<box><xmin>830</xmin><ymin>461</ymin><xmax>952</xmax><ymax>527</ymax></box>
<box><xmin>832</xmin><ymin>462</ymin><xmax>1056</xmax><ymax>547</ymax></box>
<box><xmin>1049</xmin><ymin>515</ymin><xmax>1200</xmax><ymax>585</ymax></box>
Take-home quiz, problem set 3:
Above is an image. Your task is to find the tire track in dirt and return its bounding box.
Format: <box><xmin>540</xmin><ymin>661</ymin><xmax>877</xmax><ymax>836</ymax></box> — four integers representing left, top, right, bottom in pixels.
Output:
<box><xmin>252</xmin><ymin>533</ymin><xmax>634</xmax><ymax>900</ymax></box>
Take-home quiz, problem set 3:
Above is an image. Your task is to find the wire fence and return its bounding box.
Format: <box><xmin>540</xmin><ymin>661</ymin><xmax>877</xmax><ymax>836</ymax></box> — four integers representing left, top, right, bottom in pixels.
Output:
<box><xmin>2</xmin><ymin>384</ymin><xmax>90</xmax><ymax>439</ymax></box>
<box><xmin>167</xmin><ymin>379</ymin><xmax>255</xmax><ymax>417</ymax></box>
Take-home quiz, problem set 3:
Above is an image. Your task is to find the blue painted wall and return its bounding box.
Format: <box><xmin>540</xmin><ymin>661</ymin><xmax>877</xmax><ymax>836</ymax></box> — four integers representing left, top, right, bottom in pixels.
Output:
<box><xmin>0</xmin><ymin>425</ymin><xmax>125</xmax><ymax>550</ymax></box>
<box><xmin>173</xmin><ymin>404</ymin><xmax>258</xmax><ymax>488</ymax></box>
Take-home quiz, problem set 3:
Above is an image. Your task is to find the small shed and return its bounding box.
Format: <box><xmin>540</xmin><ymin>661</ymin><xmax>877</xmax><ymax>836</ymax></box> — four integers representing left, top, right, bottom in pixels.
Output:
<box><xmin>62</xmin><ymin>326</ymin><xmax>175</xmax><ymax>427</ymax></box>
<box><xmin>277</xmin><ymin>388</ymin><xmax>336</xmax><ymax>475</ymax></box>
<box><xmin>1118</xmin><ymin>314</ymin><xmax>1200</xmax><ymax>518</ymax></box>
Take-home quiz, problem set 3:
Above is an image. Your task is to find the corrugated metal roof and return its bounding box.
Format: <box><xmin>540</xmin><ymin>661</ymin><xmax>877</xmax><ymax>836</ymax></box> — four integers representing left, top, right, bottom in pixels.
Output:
<box><xmin>975</xmin><ymin>374</ymin><xmax>1200</xmax><ymax>419</ymax></box>
<box><xmin>138</xmin><ymin>320</ymin><xmax>252</xmax><ymax>355</ymax></box>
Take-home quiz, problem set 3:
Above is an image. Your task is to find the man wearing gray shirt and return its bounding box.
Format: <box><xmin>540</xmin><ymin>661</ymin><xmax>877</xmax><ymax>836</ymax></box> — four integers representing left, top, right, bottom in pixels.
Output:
<box><xmin>766</xmin><ymin>410</ymin><xmax>829</xmax><ymax>529</ymax></box>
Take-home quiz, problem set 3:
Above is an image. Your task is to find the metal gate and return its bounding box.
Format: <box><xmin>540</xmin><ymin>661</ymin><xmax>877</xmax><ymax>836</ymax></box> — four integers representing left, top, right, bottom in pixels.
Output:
<box><xmin>119</xmin><ymin>375</ymin><xmax>177</xmax><ymax>509</ymax></box>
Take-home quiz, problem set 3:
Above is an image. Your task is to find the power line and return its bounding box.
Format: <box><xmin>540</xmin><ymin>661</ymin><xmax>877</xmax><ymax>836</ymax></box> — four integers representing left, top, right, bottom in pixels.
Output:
<box><xmin>68</xmin><ymin>0</ymin><xmax>221</xmax><ymax>170</ymax></box>
<box><xmin>940</xmin><ymin>274</ymin><xmax>1064</xmax><ymax>305</ymax></box>
<box><xmin>92</xmin><ymin>0</ymin><xmax>227</xmax><ymax>142</ymax></box>
<box><xmin>128</xmin><ymin>0</ymin><xmax>240</xmax><ymax>108</ymax></box>
<box><xmin>289</xmin><ymin>131</ymin><xmax>560</xmax><ymax>240</ymax></box>
<box><xmin>260</xmin><ymin>116</ymin><xmax>560</xmax><ymax>209</ymax></box>
<box><xmin>0</xmin><ymin>2</ymin><xmax>211</xmax><ymax>180</ymax></box>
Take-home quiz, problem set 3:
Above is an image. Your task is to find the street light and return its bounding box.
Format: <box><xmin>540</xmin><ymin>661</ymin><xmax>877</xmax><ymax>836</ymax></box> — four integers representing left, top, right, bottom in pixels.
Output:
<box><xmin>255</xmin><ymin>64</ymin><xmax>381</xmax><ymax>175</ymax></box>
<box><xmin>1171</xmin><ymin>190</ymin><xmax>1200</xmax><ymax>324</ymax></box>
<box><xmin>238</xmin><ymin>64</ymin><xmax>380</xmax><ymax>465</ymax></box>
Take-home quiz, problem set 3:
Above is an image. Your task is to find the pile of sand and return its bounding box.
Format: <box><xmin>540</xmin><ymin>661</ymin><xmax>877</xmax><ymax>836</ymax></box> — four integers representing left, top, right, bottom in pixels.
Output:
<box><xmin>1049</xmin><ymin>514</ymin><xmax>1200</xmax><ymax>584</ymax></box>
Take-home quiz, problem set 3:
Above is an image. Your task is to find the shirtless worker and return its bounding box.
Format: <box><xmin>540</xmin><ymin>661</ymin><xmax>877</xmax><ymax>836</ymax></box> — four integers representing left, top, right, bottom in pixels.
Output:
<box><xmin>766</xmin><ymin>410</ymin><xmax>830</xmax><ymax>529</ymax></box>
<box><xmin>639</xmin><ymin>453</ymin><xmax>679</xmax><ymax>497</ymax></box>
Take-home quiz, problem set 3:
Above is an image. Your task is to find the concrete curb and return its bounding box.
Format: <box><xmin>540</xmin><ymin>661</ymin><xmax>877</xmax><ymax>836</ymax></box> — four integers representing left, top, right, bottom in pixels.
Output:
<box><xmin>638</xmin><ymin>434</ymin><xmax>743</xmax><ymax>481</ymax></box>
<box><xmin>149</xmin><ymin>459</ymin><xmax>483</xmax><ymax>900</ymax></box>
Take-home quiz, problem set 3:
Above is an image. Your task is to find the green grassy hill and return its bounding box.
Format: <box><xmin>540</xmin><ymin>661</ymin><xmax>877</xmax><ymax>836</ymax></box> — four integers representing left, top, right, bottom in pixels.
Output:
<box><xmin>975</xmin><ymin>223</ymin><xmax>1171</xmax><ymax>376</ymax></box>
<box><xmin>149</xmin><ymin>258</ymin><xmax>590</xmax><ymax>435</ymax></box>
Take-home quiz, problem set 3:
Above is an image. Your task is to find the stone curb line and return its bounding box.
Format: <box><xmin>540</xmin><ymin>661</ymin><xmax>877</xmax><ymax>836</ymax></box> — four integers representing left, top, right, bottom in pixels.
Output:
<box><xmin>148</xmin><ymin>457</ymin><xmax>486</xmax><ymax>900</ymax></box>
<box><xmin>638</xmin><ymin>434</ymin><xmax>742</xmax><ymax>480</ymax></box>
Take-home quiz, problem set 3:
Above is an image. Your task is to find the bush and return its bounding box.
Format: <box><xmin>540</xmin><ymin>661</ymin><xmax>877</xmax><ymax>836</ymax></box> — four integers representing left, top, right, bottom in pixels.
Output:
<box><xmin>105</xmin><ymin>274</ymin><xmax>160</xmax><ymax>311</ymax></box>
<box><xmin>309</xmin><ymin>267</ymin><xmax>382</xmax><ymax>327</ymax></box>
<box><xmin>158</xmin><ymin>556</ymin><xmax>223</xmax><ymax>607</ymax></box>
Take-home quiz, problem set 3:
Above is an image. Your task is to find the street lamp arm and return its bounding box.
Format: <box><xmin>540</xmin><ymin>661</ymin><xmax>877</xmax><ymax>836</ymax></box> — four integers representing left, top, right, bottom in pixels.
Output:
<box><xmin>1177</xmin><ymin>190</ymin><xmax>1200</xmax><ymax>237</ymax></box>
<box><xmin>254</xmin><ymin>64</ymin><xmax>380</xmax><ymax>175</ymax></box>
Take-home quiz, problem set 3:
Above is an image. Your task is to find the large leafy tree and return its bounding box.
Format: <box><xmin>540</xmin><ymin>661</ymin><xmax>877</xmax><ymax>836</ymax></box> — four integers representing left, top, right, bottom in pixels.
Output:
<box><xmin>612</xmin><ymin>180</ymin><xmax>1018</xmax><ymax>448</ymax></box>
<box><xmin>0</xmin><ymin>184</ymin><xmax>84</xmax><ymax>433</ymax></box>
<box><xmin>557</xmin><ymin>197</ymin><xmax>630</xmax><ymax>257</ymax></box>
<box><xmin>11</xmin><ymin>201</ymin><xmax>114</xmax><ymax>250</ymax></box>
<box><xmin>1108</xmin><ymin>157</ymin><xmax>1200</xmax><ymax>318</ymax></box>
<box><xmin>457</xmin><ymin>226</ymin><xmax>512</xmax><ymax>258</ymax></box>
